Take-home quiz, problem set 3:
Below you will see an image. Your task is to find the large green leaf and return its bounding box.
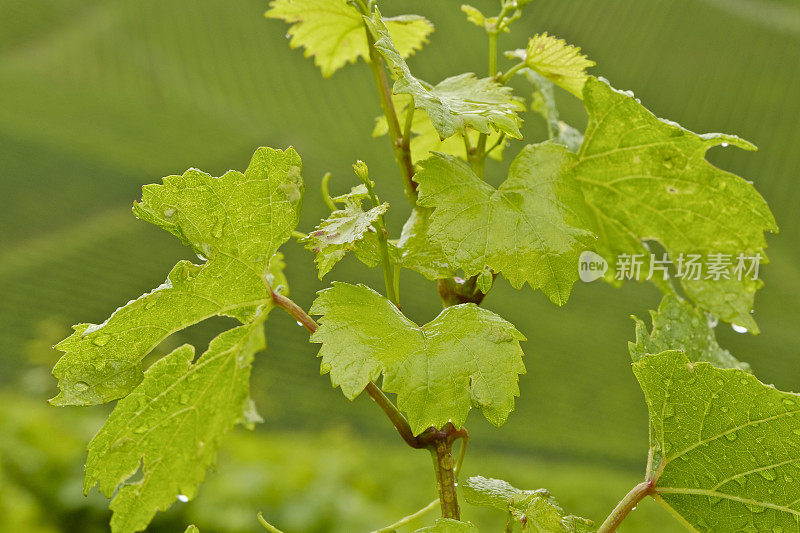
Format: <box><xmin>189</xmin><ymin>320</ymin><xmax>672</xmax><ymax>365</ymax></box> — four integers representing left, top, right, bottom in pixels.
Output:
<box><xmin>630</xmin><ymin>294</ymin><xmax>750</xmax><ymax>371</ymax></box>
<box><xmin>265</xmin><ymin>0</ymin><xmax>433</xmax><ymax>77</ymax></box>
<box><xmin>310</xmin><ymin>282</ymin><xmax>526</xmax><ymax>434</ymax></box>
<box><xmin>84</xmin><ymin>321</ymin><xmax>265</xmax><ymax>533</ymax></box>
<box><xmin>51</xmin><ymin>147</ymin><xmax>302</xmax><ymax>405</ymax></box>
<box><xmin>463</xmin><ymin>476</ymin><xmax>594</xmax><ymax>532</ymax></box>
<box><xmin>575</xmin><ymin>77</ymin><xmax>777</xmax><ymax>331</ymax></box>
<box><xmin>365</xmin><ymin>13</ymin><xmax>524</xmax><ymax>140</ymax></box>
<box><xmin>634</xmin><ymin>350</ymin><xmax>800</xmax><ymax>531</ymax></box>
<box><xmin>414</xmin><ymin>142</ymin><xmax>596</xmax><ymax>305</ymax></box>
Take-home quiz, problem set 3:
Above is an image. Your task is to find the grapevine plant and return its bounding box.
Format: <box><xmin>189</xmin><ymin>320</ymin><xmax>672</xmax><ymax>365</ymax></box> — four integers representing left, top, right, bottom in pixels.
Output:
<box><xmin>49</xmin><ymin>1</ymin><xmax>795</xmax><ymax>532</ymax></box>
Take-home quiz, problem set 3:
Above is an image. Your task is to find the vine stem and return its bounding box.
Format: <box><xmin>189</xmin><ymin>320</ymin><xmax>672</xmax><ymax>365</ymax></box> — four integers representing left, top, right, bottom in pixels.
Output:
<box><xmin>355</xmin><ymin>162</ymin><xmax>399</xmax><ymax>305</ymax></box>
<box><xmin>597</xmin><ymin>480</ymin><xmax>654</xmax><ymax>533</ymax></box>
<box><xmin>364</xmin><ymin>25</ymin><xmax>417</xmax><ymax>204</ymax></box>
<box><xmin>270</xmin><ymin>291</ymin><xmax>420</xmax><ymax>448</ymax></box>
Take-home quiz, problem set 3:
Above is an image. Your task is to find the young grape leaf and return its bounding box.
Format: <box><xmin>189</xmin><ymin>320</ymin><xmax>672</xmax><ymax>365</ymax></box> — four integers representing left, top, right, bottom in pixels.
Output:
<box><xmin>575</xmin><ymin>77</ymin><xmax>777</xmax><ymax>331</ymax></box>
<box><xmin>373</xmin><ymin>94</ymin><xmax>509</xmax><ymax>163</ymax></box>
<box><xmin>51</xmin><ymin>147</ymin><xmax>302</xmax><ymax>406</ymax></box>
<box><xmin>84</xmin><ymin>321</ymin><xmax>265</xmax><ymax>533</ymax></box>
<box><xmin>303</xmin><ymin>185</ymin><xmax>389</xmax><ymax>279</ymax></box>
<box><xmin>630</xmin><ymin>294</ymin><xmax>750</xmax><ymax>371</ymax></box>
<box><xmin>634</xmin><ymin>350</ymin><xmax>800</xmax><ymax>532</ymax></box>
<box><xmin>524</xmin><ymin>70</ymin><xmax>583</xmax><ymax>152</ymax></box>
<box><xmin>365</xmin><ymin>12</ymin><xmax>524</xmax><ymax>140</ymax></box>
<box><xmin>413</xmin><ymin>142</ymin><xmax>596</xmax><ymax>305</ymax></box>
<box><xmin>505</xmin><ymin>33</ymin><xmax>595</xmax><ymax>98</ymax></box>
<box><xmin>414</xmin><ymin>519</ymin><xmax>479</xmax><ymax>533</ymax></box>
<box><xmin>463</xmin><ymin>476</ymin><xmax>594</xmax><ymax>532</ymax></box>
<box><xmin>310</xmin><ymin>282</ymin><xmax>526</xmax><ymax>435</ymax></box>
<box><xmin>265</xmin><ymin>0</ymin><xmax>433</xmax><ymax>77</ymax></box>
<box><xmin>460</xmin><ymin>5</ymin><xmax>486</xmax><ymax>28</ymax></box>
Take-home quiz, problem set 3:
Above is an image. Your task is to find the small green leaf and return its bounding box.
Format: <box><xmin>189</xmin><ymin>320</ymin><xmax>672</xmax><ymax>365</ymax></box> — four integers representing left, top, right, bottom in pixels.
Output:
<box><xmin>304</xmin><ymin>185</ymin><xmax>389</xmax><ymax>279</ymax></box>
<box><xmin>51</xmin><ymin>147</ymin><xmax>302</xmax><ymax>405</ymax></box>
<box><xmin>265</xmin><ymin>0</ymin><xmax>433</xmax><ymax>77</ymax></box>
<box><xmin>366</xmin><ymin>12</ymin><xmax>524</xmax><ymax>140</ymax></box>
<box><xmin>634</xmin><ymin>350</ymin><xmax>800</xmax><ymax>532</ymax></box>
<box><xmin>414</xmin><ymin>142</ymin><xmax>596</xmax><ymax>305</ymax></box>
<box><xmin>506</xmin><ymin>33</ymin><xmax>595</xmax><ymax>98</ymax></box>
<box><xmin>630</xmin><ymin>294</ymin><xmax>750</xmax><ymax>371</ymax></box>
<box><xmin>460</xmin><ymin>5</ymin><xmax>486</xmax><ymax>28</ymax></box>
<box><xmin>373</xmin><ymin>94</ymin><xmax>509</xmax><ymax>163</ymax></box>
<box><xmin>414</xmin><ymin>518</ymin><xmax>479</xmax><ymax>533</ymax></box>
<box><xmin>84</xmin><ymin>321</ymin><xmax>266</xmax><ymax>533</ymax></box>
<box><xmin>575</xmin><ymin>77</ymin><xmax>777</xmax><ymax>331</ymax></box>
<box><xmin>310</xmin><ymin>283</ymin><xmax>526</xmax><ymax>434</ymax></box>
<box><xmin>525</xmin><ymin>70</ymin><xmax>583</xmax><ymax>152</ymax></box>
<box><xmin>463</xmin><ymin>476</ymin><xmax>594</xmax><ymax>532</ymax></box>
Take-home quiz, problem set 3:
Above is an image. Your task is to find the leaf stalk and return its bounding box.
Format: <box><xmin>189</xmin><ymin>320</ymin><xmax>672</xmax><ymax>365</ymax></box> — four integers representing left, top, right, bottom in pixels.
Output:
<box><xmin>597</xmin><ymin>480</ymin><xmax>654</xmax><ymax>533</ymax></box>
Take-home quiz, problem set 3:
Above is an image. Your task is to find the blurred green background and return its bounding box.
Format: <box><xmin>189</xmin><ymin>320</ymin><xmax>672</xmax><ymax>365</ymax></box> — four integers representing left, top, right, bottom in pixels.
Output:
<box><xmin>1</xmin><ymin>0</ymin><xmax>798</xmax><ymax>531</ymax></box>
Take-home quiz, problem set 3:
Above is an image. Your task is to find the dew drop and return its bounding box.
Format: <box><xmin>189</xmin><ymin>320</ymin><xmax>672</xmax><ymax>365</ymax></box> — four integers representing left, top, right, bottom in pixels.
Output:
<box><xmin>724</xmin><ymin>431</ymin><xmax>738</xmax><ymax>442</ymax></box>
<box><xmin>177</xmin><ymin>494</ymin><xmax>189</xmax><ymax>503</ymax></box>
<box><xmin>721</xmin><ymin>142</ymin><xmax>729</xmax><ymax>147</ymax></box>
<box><xmin>783</xmin><ymin>398</ymin><xmax>796</xmax><ymax>407</ymax></box>
<box><xmin>720</xmin><ymin>406</ymin><xmax>729</xmax><ymax>413</ymax></box>
<box><xmin>296</xmin><ymin>321</ymin><xmax>303</xmax><ymax>327</ymax></box>
<box><xmin>212</xmin><ymin>218</ymin><xmax>224</xmax><ymax>238</ymax></box>
<box><xmin>74</xmin><ymin>381</ymin><xmax>90</xmax><ymax>392</ymax></box>
<box><xmin>92</xmin><ymin>334</ymin><xmax>111</xmax><ymax>346</ymax></box>
<box><xmin>163</xmin><ymin>207</ymin><xmax>177</xmax><ymax>218</ymax></box>
<box><xmin>663</xmin><ymin>404</ymin><xmax>675</xmax><ymax>418</ymax></box>
<box><xmin>179</xmin><ymin>394</ymin><xmax>189</xmax><ymax>405</ymax></box>
<box><xmin>732</xmin><ymin>323</ymin><xmax>748</xmax><ymax>334</ymax></box>
<box><xmin>759</xmin><ymin>468</ymin><xmax>777</xmax><ymax>481</ymax></box>
<box><xmin>744</xmin><ymin>503</ymin><xmax>766</xmax><ymax>513</ymax></box>
<box><xmin>133</xmin><ymin>426</ymin><xmax>147</xmax><ymax>434</ymax></box>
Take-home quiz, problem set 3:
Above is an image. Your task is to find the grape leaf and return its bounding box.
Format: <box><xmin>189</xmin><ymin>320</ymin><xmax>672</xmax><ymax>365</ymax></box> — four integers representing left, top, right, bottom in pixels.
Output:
<box><xmin>463</xmin><ymin>476</ymin><xmax>594</xmax><ymax>532</ymax></box>
<box><xmin>309</xmin><ymin>282</ymin><xmax>526</xmax><ymax>434</ymax></box>
<box><xmin>373</xmin><ymin>94</ymin><xmax>509</xmax><ymax>163</ymax></box>
<box><xmin>265</xmin><ymin>0</ymin><xmax>433</xmax><ymax>77</ymax></box>
<box><xmin>303</xmin><ymin>185</ymin><xmax>389</xmax><ymax>279</ymax></box>
<box><xmin>630</xmin><ymin>294</ymin><xmax>750</xmax><ymax>371</ymax></box>
<box><xmin>396</xmin><ymin>207</ymin><xmax>454</xmax><ymax>281</ymax></box>
<box><xmin>506</xmin><ymin>33</ymin><xmax>595</xmax><ymax>99</ymax></box>
<box><xmin>460</xmin><ymin>5</ymin><xmax>486</xmax><ymax>28</ymax></box>
<box><xmin>413</xmin><ymin>142</ymin><xmax>596</xmax><ymax>305</ymax></box>
<box><xmin>634</xmin><ymin>350</ymin><xmax>800</xmax><ymax>532</ymax></box>
<box><xmin>365</xmin><ymin>12</ymin><xmax>524</xmax><ymax>140</ymax></box>
<box><xmin>524</xmin><ymin>70</ymin><xmax>583</xmax><ymax>152</ymax></box>
<box><xmin>51</xmin><ymin>147</ymin><xmax>302</xmax><ymax>405</ymax></box>
<box><xmin>575</xmin><ymin>77</ymin><xmax>777</xmax><ymax>331</ymax></box>
<box><xmin>84</xmin><ymin>321</ymin><xmax>265</xmax><ymax>533</ymax></box>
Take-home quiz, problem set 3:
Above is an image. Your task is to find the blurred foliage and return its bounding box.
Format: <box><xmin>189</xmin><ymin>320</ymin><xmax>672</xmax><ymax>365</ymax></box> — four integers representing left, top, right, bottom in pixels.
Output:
<box><xmin>1</xmin><ymin>0</ymin><xmax>798</xmax><ymax>531</ymax></box>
